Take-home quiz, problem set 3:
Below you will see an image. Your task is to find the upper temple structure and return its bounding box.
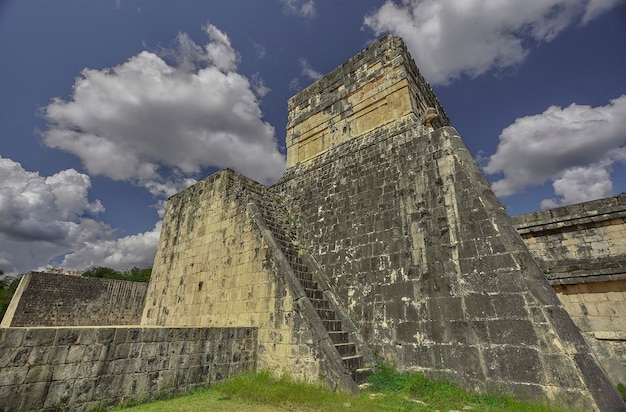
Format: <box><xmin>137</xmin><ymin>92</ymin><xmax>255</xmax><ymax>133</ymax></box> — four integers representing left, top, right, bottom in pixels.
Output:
<box><xmin>2</xmin><ymin>35</ymin><xmax>625</xmax><ymax>411</ymax></box>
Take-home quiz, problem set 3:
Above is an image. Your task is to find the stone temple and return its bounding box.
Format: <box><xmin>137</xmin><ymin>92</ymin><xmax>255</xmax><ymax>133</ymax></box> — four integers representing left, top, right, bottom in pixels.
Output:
<box><xmin>2</xmin><ymin>35</ymin><xmax>625</xmax><ymax>411</ymax></box>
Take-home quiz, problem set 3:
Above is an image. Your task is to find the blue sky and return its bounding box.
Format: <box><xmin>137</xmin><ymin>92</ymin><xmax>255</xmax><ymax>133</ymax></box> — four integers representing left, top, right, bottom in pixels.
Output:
<box><xmin>0</xmin><ymin>0</ymin><xmax>625</xmax><ymax>276</ymax></box>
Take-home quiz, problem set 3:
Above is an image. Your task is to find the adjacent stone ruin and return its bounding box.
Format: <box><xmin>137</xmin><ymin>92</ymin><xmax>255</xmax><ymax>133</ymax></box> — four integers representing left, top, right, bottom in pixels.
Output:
<box><xmin>1</xmin><ymin>272</ymin><xmax>148</xmax><ymax>327</ymax></box>
<box><xmin>513</xmin><ymin>194</ymin><xmax>626</xmax><ymax>387</ymax></box>
<box><xmin>1</xmin><ymin>35</ymin><xmax>624</xmax><ymax>411</ymax></box>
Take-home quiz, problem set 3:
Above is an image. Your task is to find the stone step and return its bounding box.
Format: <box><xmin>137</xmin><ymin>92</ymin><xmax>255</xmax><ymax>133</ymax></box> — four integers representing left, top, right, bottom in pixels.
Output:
<box><xmin>309</xmin><ymin>298</ymin><xmax>330</xmax><ymax>309</ymax></box>
<box><xmin>304</xmin><ymin>288</ymin><xmax>323</xmax><ymax>300</ymax></box>
<box><xmin>294</xmin><ymin>271</ymin><xmax>313</xmax><ymax>282</ymax></box>
<box><xmin>354</xmin><ymin>367</ymin><xmax>374</xmax><ymax>385</ymax></box>
<box><xmin>300</xmin><ymin>279</ymin><xmax>318</xmax><ymax>289</ymax></box>
<box><xmin>316</xmin><ymin>308</ymin><xmax>335</xmax><ymax>320</ymax></box>
<box><xmin>328</xmin><ymin>331</ymin><xmax>349</xmax><ymax>344</ymax></box>
<box><xmin>334</xmin><ymin>343</ymin><xmax>357</xmax><ymax>357</ymax></box>
<box><xmin>322</xmin><ymin>319</ymin><xmax>342</xmax><ymax>332</ymax></box>
<box><xmin>342</xmin><ymin>355</ymin><xmax>363</xmax><ymax>372</ymax></box>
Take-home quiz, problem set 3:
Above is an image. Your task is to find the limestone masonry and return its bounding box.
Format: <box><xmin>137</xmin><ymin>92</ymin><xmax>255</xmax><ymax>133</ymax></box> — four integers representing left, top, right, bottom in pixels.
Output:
<box><xmin>513</xmin><ymin>194</ymin><xmax>626</xmax><ymax>388</ymax></box>
<box><xmin>1</xmin><ymin>273</ymin><xmax>147</xmax><ymax>328</ymax></box>
<box><xmin>2</xmin><ymin>35</ymin><xmax>625</xmax><ymax>411</ymax></box>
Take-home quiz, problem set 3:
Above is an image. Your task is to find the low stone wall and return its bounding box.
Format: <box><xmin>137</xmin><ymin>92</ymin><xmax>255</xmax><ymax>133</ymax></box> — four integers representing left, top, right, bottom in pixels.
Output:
<box><xmin>1</xmin><ymin>273</ymin><xmax>148</xmax><ymax>327</ymax></box>
<box><xmin>0</xmin><ymin>326</ymin><xmax>257</xmax><ymax>411</ymax></box>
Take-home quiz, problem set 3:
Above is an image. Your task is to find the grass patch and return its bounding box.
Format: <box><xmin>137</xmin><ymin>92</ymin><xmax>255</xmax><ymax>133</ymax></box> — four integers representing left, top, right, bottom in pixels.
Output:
<box><xmin>618</xmin><ymin>383</ymin><xmax>626</xmax><ymax>402</ymax></box>
<box><xmin>118</xmin><ymin>368</ymin><xmax>566</xmax><ymax>412</ymax></box>
<box><xmin>365</xmin><ymin>364</ymin><xmax>562</xmax><ymax>411</ymax></box>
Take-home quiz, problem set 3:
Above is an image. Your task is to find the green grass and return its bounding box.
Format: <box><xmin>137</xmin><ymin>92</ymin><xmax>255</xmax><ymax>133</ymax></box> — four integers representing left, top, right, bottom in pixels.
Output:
<box><xmin>618</xmin><ymin>383</ymin><xmax>626</xmax><ymax>402</ymax></box>
<box><xmin>117</xmin><ymin>368</ymin><xmax>566</xmax><ymax>412</ymax></box>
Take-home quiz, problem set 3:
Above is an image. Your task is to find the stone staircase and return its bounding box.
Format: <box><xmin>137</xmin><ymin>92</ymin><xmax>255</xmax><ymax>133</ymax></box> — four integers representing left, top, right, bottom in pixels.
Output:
<box><xmin>244</xmin><ymin>184</ymin><xmax>372</xmax><ymax>385</ymax></box>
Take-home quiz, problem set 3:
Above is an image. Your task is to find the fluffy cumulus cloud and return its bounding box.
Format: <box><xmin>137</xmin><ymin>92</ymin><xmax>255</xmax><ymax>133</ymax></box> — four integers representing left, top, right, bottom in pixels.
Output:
<box><xmin>483</xmin><ymin>95</ymin><xmax>626</xmax><ymax>208</ymax></box>
<box><xmin>364</xmin><ymin>0</ymin><xmax>621</xmax><ymax>85</ymax></box>
<box><xmin>4</xmin><ymin>23</ymin><xmax>281</xmax><ymax>275</ymax></box>
<box><xmin>280</xmin><ymin>0</ymin><xmax>316</xmax><ymax>18</ymax></box>
<box><xmin>43</xmin><ymin>23</ymin><xmax>285</xmax><ymax>198</ymax></box>
<box><xmin>0</xmin><ymin>157</ymin><xmax>104</xmax><ymax>244</ymax></box>
<box><xmin>0</xmin><ymin>156</ymin><xmax>160</xmax><ymax>275</ymax></box>
<box><xmin>0</xmin><ymin>157</ymin><xmax>110</xmax><ymax>275</ymax></box>
<box><xmin>60</xmin><ymin>222</ymin><xmax>161</xmax><ymax>271</ymax></box>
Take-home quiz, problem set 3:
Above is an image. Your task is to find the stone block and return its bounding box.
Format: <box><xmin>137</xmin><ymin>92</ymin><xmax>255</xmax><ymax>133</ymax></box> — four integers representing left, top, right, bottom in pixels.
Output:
<box><xmin>428</xmin><ymin>297</ymin><xmax>464</xmax><ymax>321</ymax></box>
<box><xmin>8</xmin><ymin>346</ymin><xmax>32</xmax><ymax>367</ymax></box>
<box><xmin>1</xmin><ymin>329</ymin><xmax>24</xmax><ymax>348</ymax></box>
<box><xmin>97</xmin><ymin>328</ymin><xmax>116</xmax><ymax>344</ymax></box>
<box><xmin>490</xmin><ymin>294</ymin><xmax>529</xmax><ymax>319</ymax></box>
<box><xmin>54</xmin><ymin>328</ymin><xmax>80</xmax><ymax>346</ymax></box>
<box><xmin>0</xmin><ymin>366</ymin><xmax>27</xmax><ymax>386</ymax></box>
<box><xmin>0</xmin><ymin>385</ymin><xmax>22</xmax><ymax>411</ymax></box>
<box><xmin>464</xmin><ymin>293</ymin><xmax>495</xmax><ymax>320</ymax></box>
<box><xmin>24</xmin><ymin>328</ymin><xmax>56</xmax><ymax>346</ymax></box>
<box><xmin>484</xmin><ymin>346</ymin><xmax>543</xmax><ymax>383</ymax></box>
<box><xmin>28</xmin><ymin>346</ymin><xmax>50</xmax><ymax>366</ymax></box>
<box><xmin>544</xmin><ymin>306</ymin><xmax>588</xmax><ymax>352</ymax></box>
<box><xmin>18</xmin><ymin>382</ymin><xmax>48</xmax><ymax>411</ymax></box>
<box><xmin>25</xmin><ymin>364</ymin><xmax>53</xmax><ymax>383</ymax></box>
<box><xmin>52</xmin><ymin>363</ymin><xmax>79</xmax><ymax>381</ymax></box>
<box><xmin>47</xmin><ymin>345</ymin><xmax>69</xmax><ymax>365</ymax></box>
<box><xmin>441</xmin><ymin>345</ymin><xmax>484</xmax><ymax>380</ymax></box>
<box><xmin>67</xmin><ymin>345</ymin><xmax>87</xmax><ymax>363</ymax></box>
<box><xmin>396</xmin><ymin>321</ymin><xmax>419</xmax><ymax>342</ymax></box>
<box><xmin>487</xmin><ymin>320</ymin><xmax>537</xmax><ymax>346</ymax></box>
<box><xmin>573</xmin><ymin>353</ymin><xmax>626</xmax><ymax>411</ymax></box>
<box><xmin>78</xmin><ymin>329</ymin><xmax>99</xmax><ymax>345</ymax></box>
<box><xmin>70</xmin><ymin>377</ymin><xmax>97</xmax><ymax>405</ymax></box>
<box><xmin>541</xmin><ymin>354</ymin><xmax>583</xmax><ymax>388</ymax></box>
<box><xmin>114</xmin><ymin>328</ymin><xmax>129</xmax><ymax>344</ymax></box>
<box><xmin>93</xmin><ymin>374</ymin><xmax>118</xmax><ymax>401</ymax></box>
<box><xmin>43</xmin><ymin>380</ymin><xmax>74</xmax><ymax>409</ymax></box>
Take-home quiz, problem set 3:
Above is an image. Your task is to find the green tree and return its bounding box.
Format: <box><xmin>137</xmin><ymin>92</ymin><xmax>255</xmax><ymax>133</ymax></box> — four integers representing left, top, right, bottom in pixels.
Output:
<box><xmin>82</xmin><ymin>266</ymin><xmax>151</xmax><ymax>282</ymax></box>
<box><xmin>82</xmin><ymin>266</ymin><xmax>123</xmax><ymax>279</ymax></box>
<box><xmin>0</xmin><ymin>275</ymin><xmax>22</xmax><ymax>322</ymax></box>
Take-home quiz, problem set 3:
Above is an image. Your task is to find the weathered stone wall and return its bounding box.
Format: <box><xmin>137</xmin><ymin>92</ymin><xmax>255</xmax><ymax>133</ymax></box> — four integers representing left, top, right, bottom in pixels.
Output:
<box><xmin>553</xmin><ymin>280</ymin><xmax>626</xmax><ymax>386</ymax></box>
<box><xmin>286</xmin><ymin>35</ymin><xmax>449</xmax><ymax>168</ymax></box>
<box><xmin>1</xmin><ymin>273</ymin><xmax>148</xmax><ymax>327</ymax></box>
<box><xmin>141</xmin><ymin>169</ymin><xmax>329</xmax><ymax>383</ymax></box>
<box><xmin>512</xmin><ymin>195</ymin><xmax>626</xmax><ymax>386</ymax></box>
<box><xmin>0</xmin><ymin>326</ymin><xmax>256</xmax><ymax>411</ymax></box>
<box><xmin>274</xmin><ymin>35</ymin><xmax>623</xmax><ymax>410</ymax></box>
<box><xmin>512</xmin><ymin>194</ymin><xmax>626</xmax><ymax>285</ymax></box>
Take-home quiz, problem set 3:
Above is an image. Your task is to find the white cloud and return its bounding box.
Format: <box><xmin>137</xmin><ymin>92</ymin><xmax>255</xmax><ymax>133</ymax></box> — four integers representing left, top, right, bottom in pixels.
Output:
<box><xmin>299</xmin><ymin>58</ymin><xmax>323</xmax><ymax>81</ymax></box>
<box><xmin>289</xmin><ymin>77</ymin><xmax>301</xmax><ymax>91</ymax></box>
<box><xmin>484</xmin><ymin>95</ymin><xmax>626</xmax><ymax>207</ymax></box>
<box><xmin>60</xmin><ymin>222</ymin><xmax>161</xmax><ymax>271</ymax></box>
<box><xmin>14</xmin><ymin>23</ymin><xmax>286</xmax><ymax>276</ymax></box>
<box><xmin>254</xmin><ymin>43</ymin><xmax>266</xmax><ymax>59</ymax></box>
<box><xmin>364</xmin><ymin>0</ymin><xmax>620</xmax><ymax>85</ymax></box>
<box><xmin>0</xmin><ymin>156</ymin><xmax>112</xmax><ymax>275</ymax></box>
<box><xmin>582</xmin><ymin>0</ymin><xmax>623</xmax><ymax>24</ymax></box>
<box><xmin>42</xmin><ymin>23</ymin><xmax>285</xmax><ymax>192</ymax></box>
<box><xmin>251</xmin><ymin>72</ymin><xmax>271</xmax><ymax>98</ymax></box>
<box><xmin>0</xmin><ymin>156</ymin><xmax>161</xmax><ymax>275</ymax></box>
<box><xmin>0</xmin><ymin>157</ymin><xmax>104</xmax><ymax>243</ymax></box>
<box><xmin>280</xmin><ymin>0</ymin><xmax>316</xmax><ymax>19</ymax></box>
<box><xmin>540</xmin><ymin>164</ymin><xmax>613</xmax><ymax>209</ymax></box>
